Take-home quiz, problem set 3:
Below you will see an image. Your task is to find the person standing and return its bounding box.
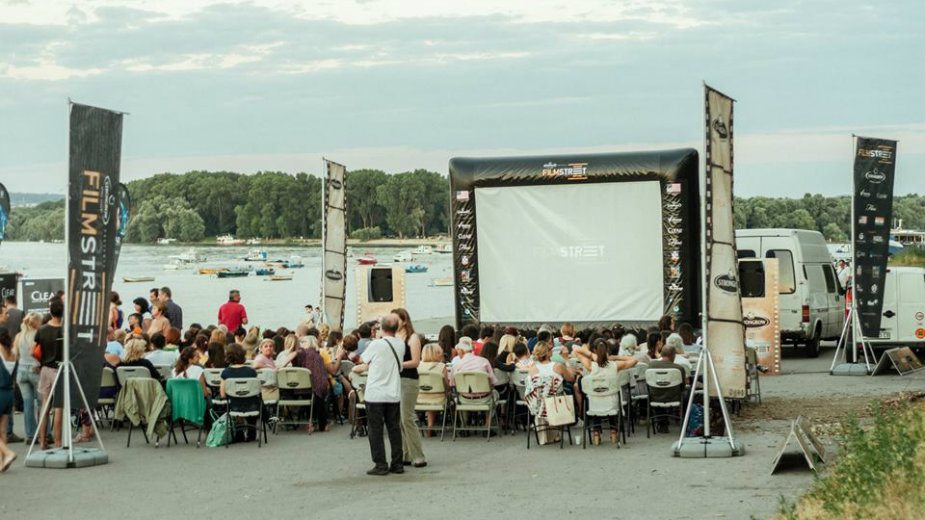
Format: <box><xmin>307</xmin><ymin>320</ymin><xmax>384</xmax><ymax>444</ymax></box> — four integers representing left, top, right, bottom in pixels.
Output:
<box><xmin>36</xmin><ymin>299</ymin><xmax>64</xmax><ymax>450</ymax></box>
<box><xmin>392</xmin><ymin>308</ymin><xmax>426</xmax><ymax>468</ymax></box>
<box><xmin>14</xmin><ymin>313</ymin><xmax>42</xmax><ymax>443</ymax></box>
<box><xmin>352</xmin><ymin>314</ymin><xmax>405</xmax><ymax>476</ymax></box>
<box><xmin>2</xmin><ymin>296</ymin><xmax>23</xmax><ymax>338</ymax></box>
<box><xmin>159</xmin><ymin>286</ymin><xmax>183</xmax><ymax>330</ymax></box>
<box><xmin>218</xmin><ymin>290</ymin><xmax>248</xmax><ymax>332</ymax></box>
<box><xmin>0</xmin><ymin>326</ymin><xmax>17</xmax><ymax>471</ymax></box>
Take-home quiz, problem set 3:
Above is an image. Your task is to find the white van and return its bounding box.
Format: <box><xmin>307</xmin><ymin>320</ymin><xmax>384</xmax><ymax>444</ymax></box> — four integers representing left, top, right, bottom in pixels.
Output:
<box><xmin>735</xmin><ymin>229</ymin><xmax>844</xmax><ymax>357</ymax></box>
<box><xmin>867</xmin><ymin>267</ymin><xmax>925</xmax><ymax>351</ymax></box>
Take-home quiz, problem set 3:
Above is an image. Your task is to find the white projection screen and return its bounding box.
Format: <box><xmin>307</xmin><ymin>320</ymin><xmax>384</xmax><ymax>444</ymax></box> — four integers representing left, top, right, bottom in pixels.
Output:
<box><xmin>474</xmin><ymin>181</ymin><xmax>664</xmax><ymax>323</ymax></box>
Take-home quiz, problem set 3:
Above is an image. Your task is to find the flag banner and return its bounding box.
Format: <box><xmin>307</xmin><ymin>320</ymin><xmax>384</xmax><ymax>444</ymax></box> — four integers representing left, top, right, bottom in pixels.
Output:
<box><xmin>742</xmin><ymin>258</ymin><xmax>781</xmax><ymax>375</ymax></box>
<box><xmin>67</xmin><ymin>102</ymin><xmax>123</xmax><ymax>409</ymax></box>
<box><xmin>704</xmin><ymin>85</ymin><xmax>746</xmax><ymax>398</ymax></box>
<box><xmin>113</xmin><ymin>183</ymin><xmax>131</xmax><ymax>269</ymax></box>
<box><xmin>321</xmin><ymin>159</ymin><xmax>348</xmax><ymax>331</ymax></box>
<box><xmin>0</xmin><ymin>182</ymin><xmax>9</xmax><ymax>245</ymax></box>
<box><xmin>852</xmin><ymin>136</ymin><xmax>897</xmax><ymax>338</ymax></box>
<box><xmin>0</xmin><ymin>273</ymin><xmax>17</xmax><ymax>304</ymax></box>
<box><xmin>21</xmin><ymin>278</ymin><xmax>64</xmax><ymax>313</ymax></box>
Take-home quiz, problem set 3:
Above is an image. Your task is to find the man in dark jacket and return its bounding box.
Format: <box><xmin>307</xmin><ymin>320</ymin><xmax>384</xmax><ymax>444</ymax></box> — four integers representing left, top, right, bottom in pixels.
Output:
<box><xmin>159</xmin><ymin>286</ymin><xmax>183</xmax><ymax>330</ymax></box>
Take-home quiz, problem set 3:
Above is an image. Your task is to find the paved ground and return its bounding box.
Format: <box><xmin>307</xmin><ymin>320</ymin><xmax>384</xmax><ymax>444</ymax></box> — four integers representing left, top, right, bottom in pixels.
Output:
<box><xmin>2</xmin><ymin>343</ymin><xmax>922</xmax><ymax>520</ymax></box>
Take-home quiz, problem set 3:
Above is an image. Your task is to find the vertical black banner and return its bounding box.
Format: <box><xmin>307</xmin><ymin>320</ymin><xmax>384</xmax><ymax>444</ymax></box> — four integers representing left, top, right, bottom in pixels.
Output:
<box><xmin>0</xmin><ymin>182</ymin><xmax>10</xmax><ymax>245</ymax></box>
<box><xmin>0</xmin><ymin>273</ymin><xmax>17</xmax><ymax>304</ymax></box>
<box><xmin>853</xmin><ymin>136</ymin><xmax>897</xmax><ymax>338</ymax></box>
<box><xmin>113</xmin><ymin>183</ymin><xmax>131</xmax><ymax>269</ymax></box>
<box><xmin>68</xmin><ymin>103</ymin><xmax>123</xmax><ymax>408</ymax></box>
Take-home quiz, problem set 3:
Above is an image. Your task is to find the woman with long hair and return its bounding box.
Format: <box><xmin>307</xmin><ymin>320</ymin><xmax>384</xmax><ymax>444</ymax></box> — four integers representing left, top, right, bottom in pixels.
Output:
<box><xmin>14</xmin><ymin>312</ymin><xmax>42</xmax><ymax>442</ymax></box>
<box><xmin>173</xmin><ymin>346</ymin><xmax>209</xmax><ymax>397</ymax></box>
<box><xmin>275</xmin><ymin>334</ymin><xmax>298</xmax><ymax>367</ymax></box>
<box><xmin>418</xmin><ymin>343</ymin><xmax>448</xmax><ymax>438</ymax></box>
<box><xmin>391</xmin><ymin>307</ymin><xmax>426</xmax><ymax>468</ymax></box>
<box><xmin>279</xmin><ymin>335</ymin><xmax>331</xmax><ymax>433</ymax></box>
<box><xmin>204</xmin><ymin>342</ymin><xmax>227</xmax><ymax>369</ymax></box>
<box><xmin>109</xmin><ymin>292</ymin><xmax>123</xmax><ymax>332</ymax></box>
<box><xmin>120</xmin><ymin>336</ymin><xmax>162</xmax><ymax>381</ymax></box>
<box><xmin>437</xmin><ymin>325</ymin><xmax>456</xmax><ymax>363</ymax></box>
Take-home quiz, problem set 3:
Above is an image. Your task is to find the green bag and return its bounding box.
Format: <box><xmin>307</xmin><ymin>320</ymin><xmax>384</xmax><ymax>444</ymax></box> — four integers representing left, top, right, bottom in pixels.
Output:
<box><xmin>206</xmin><ymin>413</ymin><xmax>230</xmax><ymax>448</ymax></box>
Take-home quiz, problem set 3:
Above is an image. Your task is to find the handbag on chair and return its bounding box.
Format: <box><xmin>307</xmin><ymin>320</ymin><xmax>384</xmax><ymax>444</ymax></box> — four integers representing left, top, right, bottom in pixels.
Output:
<box><xmin>543</xmin><ymin>395</ymin><xmax>575</xmax><ymax>427</ymax></box>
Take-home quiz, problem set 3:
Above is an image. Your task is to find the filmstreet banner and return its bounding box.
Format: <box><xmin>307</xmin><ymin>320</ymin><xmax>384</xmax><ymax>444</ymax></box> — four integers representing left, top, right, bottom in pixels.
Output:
<box><xmin>68</xmin><ymin>102</ymin><xmax>123</xmax><ymax>408</ymax></box>
<box><xmin>0</xmin><ymin>182</ymin><xmax>9</xmax><ymax>246</ymax></box>
<box><xmin>853</xmin><ymin>136</ymin><xmax>897</xmax><ymax>338</ymax></box>
<box><xmin>113</xmin><ymin>183</ymin><xmax>131</xmax><ymax>269</ymax></box>
<box><xmin>704</xmin><ymin>85</ymin><xmax>746</xmax><ymax>398</ymax></box>
<box><xmin>21</xmin><ymin>278</ymin><xmax>64</xmax><ymax>313</ymax></box>
<box><xmin>321</xmin><ymin>159</ymin><xmax>347</xmax><ymax>331</ymax></box>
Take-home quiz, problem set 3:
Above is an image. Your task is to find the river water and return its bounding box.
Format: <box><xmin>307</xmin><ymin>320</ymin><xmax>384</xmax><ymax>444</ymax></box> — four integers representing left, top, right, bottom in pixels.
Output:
<box><xmin>0</xmin><ymin>241</ymin><xmax>456</xmax><ymax>332</ymax></box>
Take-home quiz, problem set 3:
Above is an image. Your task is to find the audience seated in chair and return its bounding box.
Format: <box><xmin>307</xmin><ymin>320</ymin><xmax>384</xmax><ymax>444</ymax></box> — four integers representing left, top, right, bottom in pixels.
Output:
<box><xmin>220</xmin><ymin>344</ymin><xmax>259</xmax><ymax>442</ymax></box>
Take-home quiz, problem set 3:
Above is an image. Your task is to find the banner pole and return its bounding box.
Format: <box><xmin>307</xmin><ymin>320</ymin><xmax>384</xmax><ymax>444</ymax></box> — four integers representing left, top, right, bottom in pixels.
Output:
<box><xmin>63</xmin><ymin>100</ymin><xmax>75</xmax><ymax>464</ymax></box>
<box><xmin>320</xmin><ymin>159</ymin><xmax>327</xmax><ymax>325</ymax></box>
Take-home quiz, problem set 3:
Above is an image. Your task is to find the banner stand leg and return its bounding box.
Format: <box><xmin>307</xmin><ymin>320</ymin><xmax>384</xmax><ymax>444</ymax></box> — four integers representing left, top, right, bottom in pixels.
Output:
<box><xmin>672</xmin><ymin>347</ymin><xmax>745</xmax><ymax>458</ymax></box>
<box><xmin>831</xmin><ymin>302</ymin><xmax>874</xmax><ymax>376</ymax></box>
<box><xmin>24</xmin><ymin>362</ymin><xmax>109</xmax><ymax>469</ymax></box>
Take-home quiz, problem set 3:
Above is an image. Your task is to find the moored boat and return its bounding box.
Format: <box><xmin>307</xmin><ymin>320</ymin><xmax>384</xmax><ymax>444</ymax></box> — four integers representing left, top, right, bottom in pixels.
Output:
<box><xmin>357</xmin><ymin>256</ymin><xmax>378</xmax><ymax>265</ymax></box>
<box><xmin>244</xmin><ymin>249</ymin><xmax>268</xmax><ymax>262</ymax></box>
<box><xmin>199</xmin><ymin>267</ymin><xmax>229</xmax><ymax>275</ymax></box>
<box><xmin>216</xmin><ymin>267</ymin><xmax>250</xmax><ymax>278</ymax></box>
<box><xmin>393</xmin><ymin>250</ymin><xmax>415</xmax><ymax>262</ymax></box>
<box><xmin>268</xmin><ymin>274</ymin><xmax>293</xmax><ymax>281</ymax></box>
<box><xmin>405</xmin><ymin>264</ymin><xmax>428</xmax><ymax>273</ymax></box>
<box><xmin>255</xmin><ymin>267</ymin><xmax>276</xmax><ymax>276</ymax></box>
<box><xmin>123</xmin><ymin>276</ymin><xmax>155</xmax><ymax>283</ymax></box>
<box><xmin>430</xmin><ymin>277</ymin><xmax>453</xmax><ymax>287</ymax></box>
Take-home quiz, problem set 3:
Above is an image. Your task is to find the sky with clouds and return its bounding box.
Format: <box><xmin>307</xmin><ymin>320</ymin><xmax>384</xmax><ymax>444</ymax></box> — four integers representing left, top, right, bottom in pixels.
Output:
<box><xmin>0</xmin><ymin>0</ymin><xmax>922</xmax><ymax>196</ymax></box>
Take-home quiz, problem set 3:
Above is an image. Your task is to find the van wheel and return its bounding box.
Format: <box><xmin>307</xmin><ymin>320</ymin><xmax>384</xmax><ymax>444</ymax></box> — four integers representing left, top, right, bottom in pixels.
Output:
<box><xmin>806</xmin><ymin>327</ymin><xmax>821</xmax><ymax>358</ymax></box>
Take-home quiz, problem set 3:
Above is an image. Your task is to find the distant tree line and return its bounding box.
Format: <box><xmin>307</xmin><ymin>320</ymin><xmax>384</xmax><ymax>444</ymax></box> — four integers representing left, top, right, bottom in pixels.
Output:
<box><xmin>5</xmin><ymin>174</ymin><xmax>923</xmax><ymax>243</ymax></box>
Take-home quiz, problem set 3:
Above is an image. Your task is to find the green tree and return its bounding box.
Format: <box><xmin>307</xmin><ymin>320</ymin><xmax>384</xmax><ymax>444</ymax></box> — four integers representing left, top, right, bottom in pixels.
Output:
<box><xmin>822</xmin><ymin>222</ymin><xmax>847</xmax><ymax>242</ymax></box>
<box><xmin>346</xmin><ymin>169</ymin><xmax>388</xmax><ymax>232</ymax></box>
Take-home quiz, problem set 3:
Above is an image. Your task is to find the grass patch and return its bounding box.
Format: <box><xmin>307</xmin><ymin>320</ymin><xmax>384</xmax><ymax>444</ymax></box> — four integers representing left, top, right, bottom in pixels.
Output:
<box><xmin>890</xmin><ymin>246</ymin><xmax>925</xmax><ymax>267</ymax></box>
<box><xmin>775</xmin><ymin>394</ymin><xmax>925</xmax><ymax>519</ymax></box>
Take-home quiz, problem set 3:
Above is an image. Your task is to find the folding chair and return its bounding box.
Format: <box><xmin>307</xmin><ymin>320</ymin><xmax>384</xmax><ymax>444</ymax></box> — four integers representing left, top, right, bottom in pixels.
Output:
<box><xmin>629</xmin><ymin>363</ymin><xmax>649</xmax><ymax>434</ymax></box>
<box><xmin>645</xmin><ymin>368</ymin><xmax>684</xmax><ymax>438</ymax></box>
<box><xmin>348</xmin><ymin>372</ymin><xmax>367</xmax><ymax>439</ymax></box>
<box><xmin>580</xmin><ymin>370</ymin><xmax>622</xmax><ymax>449</ymax></box>
<box><xmin>415</xmin><ymin>372</ymin><xmax>449</xmax><ymax>440</ymax></box>
<box><xmin>97</xmin><ymin>367</ymin><xmax>118</xmax><ymax>427</ymax></box>
<box><xmin>257</xmin><ymin>369</ymin><xmax>279</xmax><ymax>430</ymax></box>
<box><xmin>275</xmin><ymin>367</ymin><xmax>313</xmax><ymax>434</ymax></box>
<box><xmin>166</xmin><ymin>378</ymin><xmax>206</xmax><ymax>447</ymax></box>
<box><xmin>115</xmin><ymin>366</ymin><xmax>153</xmax><ymax>385</ymax></box>
<box><xmin>154</xmin><ymin>365</ymin><xmax>173</xmax><ymax>381</ymax></box>
<box><xmin>493</xmin><ymin>368</ymin><xmax>512</xmax><ymax>431</ymax></box>
<box><xmin>223</xmin><ymin>377</ymin><xmax>265</xmax><ymax>447</ymax></box>
<box><xmin>452</xmin><ymin>371</ymin><xmax>500</xmax><ymax>441</ymax></box>
<box><xmin>202</xmin><ymin>368</ymin><xmax>228</xmax><ymax>418</ymax></box>
<box><xmin>510</xmin><ymin>369</ymin><xmax>529</xmax><ymax>434</ymax></box>
<box><xmin>113</xmin><ymin>377</ymin><xmax>166</xmax><ymax>447</ymax></box>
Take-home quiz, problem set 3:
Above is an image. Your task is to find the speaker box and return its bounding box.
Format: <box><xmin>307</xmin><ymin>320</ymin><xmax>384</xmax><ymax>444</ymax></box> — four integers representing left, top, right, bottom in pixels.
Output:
<box><xmin>356</xmin><ymin>265</ymin><xmax>405</xmax><ymax>325</ymax></box>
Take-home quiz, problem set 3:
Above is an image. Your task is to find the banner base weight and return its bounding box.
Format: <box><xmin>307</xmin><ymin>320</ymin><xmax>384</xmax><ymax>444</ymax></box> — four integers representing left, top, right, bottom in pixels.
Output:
<box><xmin>672</xmin><ymin>437</ymin><xmax>745</xmax><ymax>458</ymax></box>
<box><xmin>830</xmin><ymin>363</ymin><xmax>870</xmax><ymax>376</ymax></box>
<box><xmin>25</xmin><ymin>447</ymin><xmax>108</xmax><ymax>469</ymax></box>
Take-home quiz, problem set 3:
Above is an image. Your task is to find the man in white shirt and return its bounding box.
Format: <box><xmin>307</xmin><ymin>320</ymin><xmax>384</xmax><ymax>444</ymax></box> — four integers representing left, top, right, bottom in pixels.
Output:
<box><xmin>353</xmin><ymin>314</ymin><xmax>406</xmax><ymax>476</ymax></box>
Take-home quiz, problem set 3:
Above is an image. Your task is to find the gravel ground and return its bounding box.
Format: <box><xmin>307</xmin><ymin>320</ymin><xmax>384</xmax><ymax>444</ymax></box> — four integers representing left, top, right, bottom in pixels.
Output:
<box><xmin>2</xmin><ymin>342</ymin><xmax>922</xmax><ymax>520</ymax></box>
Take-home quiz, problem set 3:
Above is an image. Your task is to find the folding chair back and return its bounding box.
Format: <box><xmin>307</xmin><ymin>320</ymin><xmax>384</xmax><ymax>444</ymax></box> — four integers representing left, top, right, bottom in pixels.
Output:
<box><xmin>493</xmin><ymin>368</ymin><xmax>511</xmax><ymax>387</ymax></box>
<box><xmin>644</xmin><ymin>368</ymin><xmax>684</xmax><ymax>406</ymax></box>
<box><xmin>225</xmin><ymin>378</ymin><xmax>261</xmax><ymax>401</ymax></box>
<box><xmin>116</xmin><ymin>366</ymin><xmax>153</xmax><ymax>384</ymax></box>
<box><xmin>632</xmin><ymin>363</ymin><xmax>649</xmax><ymax>395</ymax></box>
<box><xmin>257</xmin><ymin>368</ymin><xmax>278</xmax><ymax>387</ymax></box>
<box><xmin>277</xmin><ymin>367</ymin><xmax>312</xmax><ymax>392</ymax></box>
<box><xmin>418</xmin><ymin>371</ymin><xmax>446</xmax><ymax>395</ymax></box>
<box><xmin>166</xmin><ymin>378</ymin><xmax>206</xmax><ymax>424</ymax></box>
<box><xmin>455</xmin><ymin>371</ymin><xmax>493</xmax><ymax>399</ymax></box>
<box><xmin>99</xmin><ymin>367</ymin><xmax>118</xmax><ymax>404</ymax></box>
<box><xmin>511</xmin><ymin>369</ymin><xmax>528</xmax><ymax>400</ymax></box>
<box><xmin>154</xmin><ymin>365</ymin><xmax>173</xmax><ymax>381</ymax></box>
<box><xmin>581</xmin><ymin>370</ymin><xmax>621</xmax><ymax>417</ymax></box>
<box><xmin>202</xmin><ymin>368</ymin><xmax>225</xmax><ymax>388</ymax></box>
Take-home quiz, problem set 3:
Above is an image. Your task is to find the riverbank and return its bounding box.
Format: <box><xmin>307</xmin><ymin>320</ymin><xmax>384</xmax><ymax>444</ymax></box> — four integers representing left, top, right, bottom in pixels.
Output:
<box><xmin>147</xmin><ymin>237</ymin><xmax>452</xmax><ymax>249</ymax></box>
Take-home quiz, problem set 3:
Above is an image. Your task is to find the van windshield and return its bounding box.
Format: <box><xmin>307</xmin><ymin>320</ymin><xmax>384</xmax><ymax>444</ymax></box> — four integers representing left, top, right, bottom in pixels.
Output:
<box><xmin>766</xmin><ymin>249</ymin><xmax>796</xmax><ymax>294</ymax></box>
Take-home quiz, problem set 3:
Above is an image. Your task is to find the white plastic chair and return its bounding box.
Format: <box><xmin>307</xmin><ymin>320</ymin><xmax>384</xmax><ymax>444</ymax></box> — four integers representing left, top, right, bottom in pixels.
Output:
<box><xmin>275</xmin><ymin>367</ymin><xmax>313</xmax><ymax>434</ymax></box>
<box><xmin>644</xmin><ymin>368</ymin><xmax>684</xmax><ymax>438</ymax></box>
<box><xmin>452</xmin><ymin>371</ymin><xmax>500</xmax><ymax>441</ymax></box>
<box><xmin>580</xmin><ymin>370</ymin><xmax>623</xmax><ymax>448</ymax></box>
<box><xmin>223</xmin><ymin>377</ymin><xmax>265</xmax><ymax>447</ymax></box>
<box><xmin>415</xmin><ymin>371</ymin><xmax>450</xmax><ymax>440</ymax></box>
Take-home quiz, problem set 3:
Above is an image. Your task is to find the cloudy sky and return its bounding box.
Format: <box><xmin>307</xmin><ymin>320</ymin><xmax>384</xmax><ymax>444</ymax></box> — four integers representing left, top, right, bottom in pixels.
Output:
<box><xmin>1</xmin><ymin>0</ymin><xmax>922</xmax><ymax>196</ymax></box>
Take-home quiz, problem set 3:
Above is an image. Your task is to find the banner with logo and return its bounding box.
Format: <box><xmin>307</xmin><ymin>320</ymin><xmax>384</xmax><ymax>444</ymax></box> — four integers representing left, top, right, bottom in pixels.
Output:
<box><xmin>321</xmin><ymin>159</ymin><xmax>347</xmax><ymax>331</ymax></box>
<box><xmin>113</xmin><ymin>183</ymin><xmax>131</xmax><ymax>269</ymax></box>
<box><xmin>21</xmin><ymin>278</ymin><xmax>64</xmax><ymax>313</ymax></box>
<box><xmin>67</xmin><ymin>102</ymin><xmax>123</xmax><ymax>408</ymax></box>
<box><xmin>852</xmin><ymin>136</ymin><xmax>897</xmax><ymax>338</ymax></box>
<box><xmin>704</xmin><ymin>85</ymin><xmax>746</xmax><ymax>398</ymax></box>
<box><xmin>0</xmin><ymin>273</ymin><xmax>17</xmax><ymax>305</ymax></box>
<box><xmin>0</xmin><ymin>182</ymin><xmax>10</xmax><ymax>246</ymax></box>
<box><xmin>742</xmin><ymin>258</ymin><xmax>781</xmax><ymax>375</ymax></box>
